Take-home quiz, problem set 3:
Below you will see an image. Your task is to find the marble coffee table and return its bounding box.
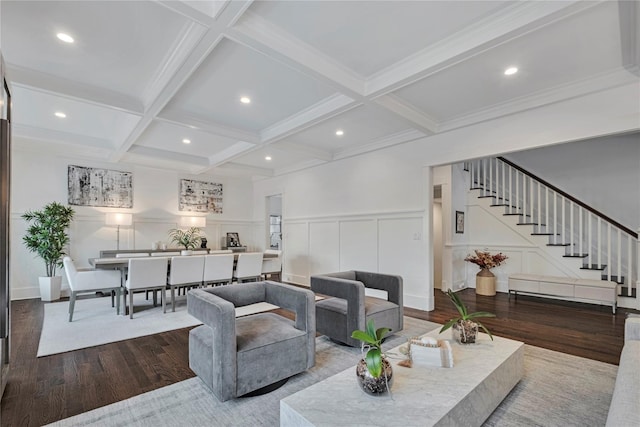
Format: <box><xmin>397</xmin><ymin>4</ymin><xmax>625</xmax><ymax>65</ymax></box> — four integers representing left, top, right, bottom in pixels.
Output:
<box><xmin>280</xmin><ymin>329</ymin><xmax>524</xmax><ymax>427</ymax></box>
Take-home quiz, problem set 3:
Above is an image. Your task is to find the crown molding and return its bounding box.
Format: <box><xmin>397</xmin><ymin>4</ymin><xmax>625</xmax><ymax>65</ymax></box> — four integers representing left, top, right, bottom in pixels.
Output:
<box><xmin>207</xmin><ymin>141</ymin><xmax>257</xmax><ymax>167</ymax></box>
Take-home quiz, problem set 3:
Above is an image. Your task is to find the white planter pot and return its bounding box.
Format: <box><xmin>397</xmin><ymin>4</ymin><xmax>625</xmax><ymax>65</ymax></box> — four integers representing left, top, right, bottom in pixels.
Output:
<box><xmin>181</xmin><ymin>250</ymin><xmax>193</xmax><ymax>256</ymax></box>
<box><xmin>39</xmin><ymin>276</ymin><xmax>62</xmax><ymax>302</ymax></box>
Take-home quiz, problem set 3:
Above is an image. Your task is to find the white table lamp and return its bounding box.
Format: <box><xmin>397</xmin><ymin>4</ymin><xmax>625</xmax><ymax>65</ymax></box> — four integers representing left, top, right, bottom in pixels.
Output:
<box><xmin>178</xmin><ymin>216</ymin><xmax>206</xmax><ymax>228</ymax></box>
<box><xmin>105</xmin><ymin>213</ymin><xmax>133</xmax><ymax>250</ymax></box>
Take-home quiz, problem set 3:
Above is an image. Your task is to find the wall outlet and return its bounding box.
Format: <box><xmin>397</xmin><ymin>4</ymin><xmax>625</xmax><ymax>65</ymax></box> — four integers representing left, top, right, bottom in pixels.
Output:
<box><xmin>413</xmin><ymin>233</ymin><xmax>422</xmax><ymax>240</ymax></box>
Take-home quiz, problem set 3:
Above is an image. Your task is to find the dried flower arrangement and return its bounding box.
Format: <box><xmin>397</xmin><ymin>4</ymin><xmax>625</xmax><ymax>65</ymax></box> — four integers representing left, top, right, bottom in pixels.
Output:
<box><xmin>464</xmin><ymin>249</ymin><xmax>508</xmax><ymax>270</ymax></box>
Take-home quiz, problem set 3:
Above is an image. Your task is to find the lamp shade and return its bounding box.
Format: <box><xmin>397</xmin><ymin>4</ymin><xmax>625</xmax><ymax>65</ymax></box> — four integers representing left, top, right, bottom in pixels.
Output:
<box><xmin>105</xmin><ymin>212</ymin><xmax>133</xmax><ymax>226</ymax></box>
<box><xmin>179</xmin><ymin>216</ymin><xmax>206</xmax><ymax>228</ymax></box>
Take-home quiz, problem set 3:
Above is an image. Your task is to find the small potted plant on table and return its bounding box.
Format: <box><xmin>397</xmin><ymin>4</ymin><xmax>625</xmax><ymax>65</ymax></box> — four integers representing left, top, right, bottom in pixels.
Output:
<box><xmin>440</xmin><ymin>290</ymin><xmax>495</xmax><ymax>344</ymax></box>
<box><xmin>351</xmin><ymin>320</ymin><xmax>393</xmax><ymax>396</ymax></box>
<box><xmin>168</xmin><ymin>226</ymin><xmax>203</xmax><ymax>255</ymax></box>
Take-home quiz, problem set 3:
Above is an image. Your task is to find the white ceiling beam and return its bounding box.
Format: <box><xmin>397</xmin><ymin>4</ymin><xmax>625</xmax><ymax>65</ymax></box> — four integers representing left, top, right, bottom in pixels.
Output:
<box><xmin>7</xmin><ymin>65</ymin><xmax>144</xmax><ymax>114</ymax></box>
<box><xmin>213</xmin><ymin>162</ymin><xmax>274</xmax><ymax>177</ymax></box>
<box><xmin>260</xmin><ymin>94</ymin><xmax>358</xmax><ymax>144</ymax></box>
<box><xmin>226</xmin><ymin>10</ymin><xmax>365</xmax><ymax>98</ymax></box>
<box><xmin>155</xmin><ymin>115</ymin><xmax>260</xmax><ymax>144</ymax></box>
<box><xmin>207</xmin><ymin>141</ymin><xmax>257</xmax><ymax>167</ymax></box>
<box><xmin>365</xmin><ymin>1</ymin><xmax>596</xmax><ymax>98</ymax></box>
<box><xmin>274</xmin><ymin>159</ymin><xmax>328</xmax><ymax>176</ymax></box>
<box><xmin>110</xmin><ymin>0</ymin><xmax>255</xmax><ymax>162</ymax></box>
<box><xmin>333</xmin><ymin>129</ymin><xmax>426</xmax><ymax>162</ymax></box>
<box><xmin>374</xmin><ymin>95</ymin><xmax>439</xmax><ymax>134</ymax></box>
<box><xmin>13</xmin><ymin>123</ymin><xmax>114</xmax><ymax>150</ymax></box>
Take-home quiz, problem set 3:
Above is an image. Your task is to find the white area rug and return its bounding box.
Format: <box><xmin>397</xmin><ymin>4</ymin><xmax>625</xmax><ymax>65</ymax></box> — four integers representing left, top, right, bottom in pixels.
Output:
<box><xmin>47</xmin><ymin>317</ymin><xmax>617</xmax><ymax>427</ymax></box>
<box><xmin>37</xmin><ymin>291</ymin><xmax>284</xmax><ymax>357</ymax></box>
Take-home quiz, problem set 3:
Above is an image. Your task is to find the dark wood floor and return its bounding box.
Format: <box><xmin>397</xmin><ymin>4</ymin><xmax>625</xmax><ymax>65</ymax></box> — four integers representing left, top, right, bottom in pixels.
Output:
<box><xmin>0</xmin><ymin>289</ymin><xmax>635</xmax><ymax>426</ymax></box>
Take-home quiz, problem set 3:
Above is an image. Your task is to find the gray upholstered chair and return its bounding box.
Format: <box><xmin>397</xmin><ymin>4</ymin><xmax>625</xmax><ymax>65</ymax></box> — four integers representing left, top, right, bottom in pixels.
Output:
<box><xmin>310</xmin><ymin>271</ymin><xmax>403</xmax><ymax>347</ymax></box>
<box><xmin>187</xmin><ymin>281</ymin><xmax>316</xmax><ymax>402</ymax></box>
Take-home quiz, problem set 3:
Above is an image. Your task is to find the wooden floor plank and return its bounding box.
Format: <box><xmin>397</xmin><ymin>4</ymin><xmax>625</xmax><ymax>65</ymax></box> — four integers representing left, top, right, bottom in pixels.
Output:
<box><xmin>0</xmin><ymin>290</ymin><xmax>636</xmax><ymax>426</ymax></box>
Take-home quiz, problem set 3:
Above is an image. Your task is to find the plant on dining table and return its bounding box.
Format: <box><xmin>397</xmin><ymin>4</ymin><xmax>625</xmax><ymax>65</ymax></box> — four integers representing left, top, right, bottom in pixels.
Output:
<box><xmin>168</xmin><ymin>227</ymin><xmax>203</xmax><ymax>250</ymax></box>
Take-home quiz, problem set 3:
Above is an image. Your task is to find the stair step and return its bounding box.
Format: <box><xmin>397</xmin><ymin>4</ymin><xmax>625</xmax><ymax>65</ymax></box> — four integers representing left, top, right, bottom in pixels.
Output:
<box><xmin>580</xmin><ymin>264</ymin><xmax>607</xmax><ymax>271</ymax></box>
<box><xmin>604</xmin><ymin>275</ymin><xmax>626</xmax><ymax>285</ymax></box>
<box><xmin>563</xmin><ymin>254</ymin><xmax>589</xmax><ymax>258</ymax></box>
<box><xmin>517</xmin><ymin>222</ymin><xmax>546</xmax><ymax>226</ymax></box>
<box><xmin>547</xmin><ymin>243</ymin><xmax>572</xmax><ymax>247</ymax></box>
<box><xmin>618</xmin><ymin>287</ymin><xmax>636</xmax><ymax>298</ymax></box>
<box><xmin>490</xmin><ymin>203</ymin><xmax>510</xmax><ymax>207</ymax></box>
<box><xmin>531</xmin><ymin>232</ymin><xmax>558</xmax><ymax>236</ymax></box>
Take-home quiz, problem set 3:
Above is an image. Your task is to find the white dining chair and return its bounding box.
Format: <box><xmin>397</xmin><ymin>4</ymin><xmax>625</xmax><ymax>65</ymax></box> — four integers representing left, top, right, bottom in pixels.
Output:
<box><xmin>125</xmin><ymin>257</ymin><xmax>169</xmax><ymax>319</ymax></box>
<box><xmin>233</xmin><ymin>252</ymin><xmax>264</xmax><ymax>283</ymax></box>
<box><xmin>63</xmin><ymin>257</ymin><xmax>122</xmax><ymax>322</ymax></box>
<box><xmin>203</xmin><ymin>254</ymin><xmax>234</xmax><ymax>287</ymax></box>
<box><xmin>115</xmin><ymin>253</ymin><xmax>150</xmax><ymax>258</ymax></box>
<box><xmin>167</xmin><ymin>256</ymin><xmax>205</xmax><ymax>311</ymax></box>
<box><xmin>209</xmin><ymin>249</ymin><xmax>233</xmax><ymax>254</ymax></box>
<box><xmin>261</xmin><ymin>249</ymin><xmax>282</xmax><ymax>281</ymax></box>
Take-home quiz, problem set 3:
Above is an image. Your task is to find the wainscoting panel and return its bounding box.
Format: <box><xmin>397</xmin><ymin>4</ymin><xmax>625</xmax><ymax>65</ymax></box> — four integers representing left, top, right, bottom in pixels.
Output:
<box><xmin>308</xmin><ymin>221</ymin><xmax>340</xmax><ymax>277</ymax></box>
<box><xmin>378</xmin><ymin>217</ymin><xmax>428</xmax><ymax>309</ymax></box>
<box><xmin>283</xmin><ymin>222</ymin><xmax>310</xmax><ymax>285</ymax></box>
<box><xmin>339</xmin><ymin>220</ymin><xmax>378</xmax><ymax>272</ymax></box>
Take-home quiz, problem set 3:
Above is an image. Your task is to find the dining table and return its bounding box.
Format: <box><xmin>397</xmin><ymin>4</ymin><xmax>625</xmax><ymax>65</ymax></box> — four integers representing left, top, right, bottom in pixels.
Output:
<box><xmin>89</xmin><ymin>252</ymin><xmax>278</xmax><ymax>315</ymax></box>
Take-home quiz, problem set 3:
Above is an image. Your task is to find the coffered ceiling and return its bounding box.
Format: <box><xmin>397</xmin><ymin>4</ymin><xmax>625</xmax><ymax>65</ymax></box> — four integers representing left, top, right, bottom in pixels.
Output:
<box><xmin>2</xmin><ymin>0</ymin><xmax>638</xmax><ymax>178</ymax></box>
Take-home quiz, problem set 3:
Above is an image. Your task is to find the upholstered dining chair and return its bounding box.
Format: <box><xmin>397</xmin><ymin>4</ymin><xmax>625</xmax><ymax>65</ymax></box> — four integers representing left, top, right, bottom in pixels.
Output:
<box><xmin>125</xmin><ymin>257</ymin><xmax>169</xmax><ymax>319</ymax></box>
<box><xmin>261</xmin><ymin>249</ymin><xmax>282</xmax><ymax>281</ymax></box>
<box><xmin>167</xmin><ymin>255</ymin><xmax>205</xmax><ymax>311</ymax></box>
<box><xmin>63</xmin><ymin>257</ymin><xmax>122</xmax><ymax>322</ymax></box>
<box><xmin>310</xmin><ymin>271</ymin><xmax>403</xmax><ymax>347</ymax></box>
<box><xmin>233</xmin><ymin>252</ymin><xmax>263</xmax><ymax>283</ymax></box>
<box><xmin>187</xmin><ymin>281</ymin><xmax>315</xmax><ymax>402</ymax></box>
<box><xmin>202</xmin><ymin>254</ymin><xmax>234</xmax><ymax>287</ymax></box>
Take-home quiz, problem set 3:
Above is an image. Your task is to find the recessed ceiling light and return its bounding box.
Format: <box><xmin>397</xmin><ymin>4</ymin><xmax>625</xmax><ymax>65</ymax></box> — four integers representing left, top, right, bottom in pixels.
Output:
<box><xmin>182</xmin><ymin>139</ymin><xmax>191</xmax><ymax>144</ymax></box>
<box><xmin>240</xmin><ymin>96</ymin><xmax>251</xmax><ymax>104</ymax></box>
<box><xmin>504</xmin><ymin>67</ymin><xmax>518</xmax><ymax>76</ymax></box>
<box><xmin>335</xmin><ymin>130</ymin><xmax>344</xmax><ymax>136</ymax></box>
<box><xmin>54</xmin><ymin>112</ymin><xmax>66</xmax><ymax>118</ymax></box>
<box><xmin>56</xmin><ymin>33</ymin><xmax>74</xmax><ymax>43</ymax></box>
<box><xmin>265</xmin><ymin>156</ymin><xmax>272</xmax><ymax>161</ymax></box>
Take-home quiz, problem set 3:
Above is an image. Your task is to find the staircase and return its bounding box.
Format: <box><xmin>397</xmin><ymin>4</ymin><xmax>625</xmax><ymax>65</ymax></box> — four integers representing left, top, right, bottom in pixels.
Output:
<box><xmin>464</xmin><ymin>157</ymin><xmax>639</xmax><ymax>307</ymax></box>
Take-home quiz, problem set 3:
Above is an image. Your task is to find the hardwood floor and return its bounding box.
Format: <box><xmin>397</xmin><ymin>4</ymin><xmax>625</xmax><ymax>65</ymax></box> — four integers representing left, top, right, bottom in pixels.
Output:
<box><xmin>0</xmin><ymin>289</ymin><xmax>635</xmax><ymax>426</ymax></box>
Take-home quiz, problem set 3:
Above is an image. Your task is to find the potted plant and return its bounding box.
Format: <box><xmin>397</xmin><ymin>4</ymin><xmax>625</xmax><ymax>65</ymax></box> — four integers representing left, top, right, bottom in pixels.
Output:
<box><xmin>21</xmin><ymin>202</ymin><xmax>75</xmax><ymax>301</ymax></box>
<box><xmin>351</xmin><ymin>319</ymin><xmax>393</xmax><ymax>396</ymax></box>
<box><xmin>168</xmin><ymin>227</ymin><xmax>203</xmax><ymax>255</ymax></box>
<box><xmin>464</xmin><ymin>249</ymin><xmax>508</xmax><ymax>296</ymax></box>
<box><xmin>440</xmin><ymin>289</ymin><xmax>495</xmax><ymax>344</ymax></box>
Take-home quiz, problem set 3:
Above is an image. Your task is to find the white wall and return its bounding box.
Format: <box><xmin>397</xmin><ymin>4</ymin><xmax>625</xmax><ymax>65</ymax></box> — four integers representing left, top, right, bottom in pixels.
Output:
<box><xmin>252</xmin><ymin>150</ymin><xmax>432</xmax><ymax>310</ymax></box>
<box><xmin>10</xmin><ymin>148</ymin><xmax>255</xmax><ymax>299</ymax></box>
<box><xmin>504</xmin><ymin>132</ymin><xmax>640</xmax><ymax>231</ymax></box>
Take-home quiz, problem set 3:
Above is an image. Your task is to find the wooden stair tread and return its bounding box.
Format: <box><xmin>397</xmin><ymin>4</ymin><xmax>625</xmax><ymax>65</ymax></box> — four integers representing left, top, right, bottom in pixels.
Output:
<box><xmin>563</xmin><ymin>254</ymin><xmax>589</xmax><ymax>258</ymax></box>
<box><xmin>580</xmin><ymin>264</ymin><xmax>607</xmax><ymax>271</ymax></box>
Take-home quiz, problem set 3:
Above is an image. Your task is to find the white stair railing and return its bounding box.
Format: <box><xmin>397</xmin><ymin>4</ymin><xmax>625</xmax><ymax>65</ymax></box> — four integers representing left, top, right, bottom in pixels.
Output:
<box><xmin>466</xmin><ymin>157</ymin><xmax>638</xmax><ymax>298</ymax></box>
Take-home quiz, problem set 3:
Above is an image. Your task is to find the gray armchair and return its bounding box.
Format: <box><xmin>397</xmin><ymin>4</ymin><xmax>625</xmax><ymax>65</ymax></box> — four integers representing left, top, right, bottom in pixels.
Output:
<box><xmin>187</xmin><ymin>281</ymin><xmax>315</xmax><ymax>402</ymax></box>
<box><xmin>311</xmin><ymin>271</ymin><xmax>403</xmax><ymax>347</ymax></box>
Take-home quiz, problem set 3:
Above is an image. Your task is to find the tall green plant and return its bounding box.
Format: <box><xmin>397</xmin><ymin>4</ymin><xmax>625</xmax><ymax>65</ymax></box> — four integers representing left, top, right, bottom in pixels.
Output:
<box><xmin>22</xmin><ymin>202</ymin><xmax>75</xmax><ymax>277</ymax></box>
<box><xmin>168</xmin><ymin>227</ymin><xmax>203</xmax><ymax>250</ymax></box>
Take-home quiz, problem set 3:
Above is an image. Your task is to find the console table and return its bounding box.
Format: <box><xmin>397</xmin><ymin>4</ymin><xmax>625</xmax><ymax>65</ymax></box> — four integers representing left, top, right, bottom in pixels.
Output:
<box><xmin>280</xmin><ymin>329</ymin><xmax>524</xmax><ymax>427</ymax></box>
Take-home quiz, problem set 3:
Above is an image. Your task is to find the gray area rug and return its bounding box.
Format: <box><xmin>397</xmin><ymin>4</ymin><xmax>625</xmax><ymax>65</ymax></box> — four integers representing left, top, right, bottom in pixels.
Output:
<box><xmin>48</xmin><ymin>317</ymin><xmax>617</xmax><ymax>427</ymax></box>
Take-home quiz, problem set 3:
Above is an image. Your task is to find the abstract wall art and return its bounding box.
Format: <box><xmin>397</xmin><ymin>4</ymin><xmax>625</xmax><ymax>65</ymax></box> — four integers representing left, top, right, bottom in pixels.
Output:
<box><xmin>179</xmin><ymin>179</ymin><xmax>223</xmax><ymax>214</ymax></box>
<box><xmin>68</xmin><ymin>165</ymin><xmax>133</xmax><ymax>208</ymax></box>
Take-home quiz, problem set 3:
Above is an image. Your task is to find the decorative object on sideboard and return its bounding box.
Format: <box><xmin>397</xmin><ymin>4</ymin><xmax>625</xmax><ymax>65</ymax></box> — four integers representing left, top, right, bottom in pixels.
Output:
<box><xmin>226</xmin><ymin>232</ymin><xmax>240</xmax><ymax>248</ymax></box>
<box><xmin>464</xmin><ymin>249</ymin><xmax>508</xmax><ymax>296</ymax></box>
<box><xmin>168</xmin><ymin>227</ymin><xmax>203</xmax><ymax>256</ymax></box>
<box><xmin>21</xmin><ymin>202</ymin><xmax>75</xmax><ymax>301</ymax></box>
<box><xmin>105</xmin><ymin>212</ymin><xmax>133</xmax><ymax>250</ymax></box>
<box><xmin>178</xmin><ymin>179</ymin><xmax>223</xmax><ymax>214</ymax></box>
<box><xmin>351</xmin><ymin>319</ymin><xmax>393</xmax><ymax>396</ymax></box>
<box><xmin>68</xmin><ymin>165</ymin><xmax>133</xmax><ymax>208</ymax></box>
<box><xmin>440</xmin><ymin>289</ymin><xmax>495</xmax><ymax>344</ymax></box>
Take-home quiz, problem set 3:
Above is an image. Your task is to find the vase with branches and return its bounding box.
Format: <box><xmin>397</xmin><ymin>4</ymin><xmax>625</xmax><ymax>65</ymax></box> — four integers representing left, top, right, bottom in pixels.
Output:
<box><xmin>464</xmin><ymin>249</ymin><xmax>508</xmax><ymax>296</ymax></box>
